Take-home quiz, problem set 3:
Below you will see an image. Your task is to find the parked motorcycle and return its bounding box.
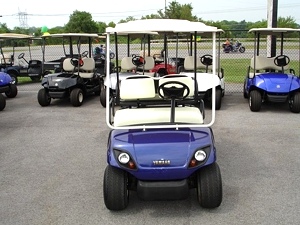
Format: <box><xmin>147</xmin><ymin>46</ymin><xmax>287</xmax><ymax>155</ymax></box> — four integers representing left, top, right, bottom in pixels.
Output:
<box><xmin>222</xmin><ymin>40</ymin><xmax>245</xmax><ymax>53</ymax></box>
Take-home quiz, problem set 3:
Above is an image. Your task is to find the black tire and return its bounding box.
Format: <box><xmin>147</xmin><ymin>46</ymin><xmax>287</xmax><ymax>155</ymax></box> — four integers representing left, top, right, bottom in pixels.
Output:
<box><xmin>70</xmin><ymin>88</ymin><xmax>84</xmax><ymax>107</ymax></box>
<box><xmin>37</xmin><ymin>88</ymin><xmax>51</xmax><ymax>106</ymax></box>
<box><xmin>100</xmin><ymin>87</ymin><xmax>107</xmax><ymax>108</ymax></box>
<box><xmin>215</xmin><ymin>89</ymin><xmax>222</xmax><ymax>110</ymax></box>
<box><xmin>239</xmin><ymin>47</ymin><xmax>245</xmax><ymax>53</ymax></box>
<box><xmin>103</xmin><ymin>165</ymin><xmax>129</xmax><ymax>211</ymax></box>
<box><xmin>5</xmin><ymin>84</ymin><xmax>18</xmax><ymax>98</ymax></box>
<box><xmin>289</xmin><ymin>92</ymin><xmax>300</xmax><ymax>113</ymax></box>
<box><xmin>243</xmin><ymin>80</ymin><xmax>248</xmax><ymax>99</ymax></box>
<box><xmin>249</xmin><ymin>90</ymin><xmax>262</xmax><ymax>112</ymax></box>
<box><xmin>197</xmin><ymin>162</ymin><xmax>222</xmax><ymax>208</ymax></box>
<box><xmin>0</xmin><ymin>94</ymin><xmax>6</xmax><ymax>111</ymax></box>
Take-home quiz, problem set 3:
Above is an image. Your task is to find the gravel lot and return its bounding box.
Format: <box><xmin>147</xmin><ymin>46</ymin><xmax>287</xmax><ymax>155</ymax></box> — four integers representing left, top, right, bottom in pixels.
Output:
<box><xmin>1</xmin><ymin>84</ymin><xmax>300</xmax><ymax>225</ymax></box>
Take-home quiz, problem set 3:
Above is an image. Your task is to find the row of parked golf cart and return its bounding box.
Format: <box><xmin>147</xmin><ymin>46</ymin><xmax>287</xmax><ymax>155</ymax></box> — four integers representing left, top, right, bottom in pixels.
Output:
<box><xmin>2</xmin><ymin>27</ymin><xmax>300</xmax><ymax>113</ymax></box>
<box><xmin>1</xmin><ymin>20</ymin><xmax>300</xmax><ymax>212</ymax></box>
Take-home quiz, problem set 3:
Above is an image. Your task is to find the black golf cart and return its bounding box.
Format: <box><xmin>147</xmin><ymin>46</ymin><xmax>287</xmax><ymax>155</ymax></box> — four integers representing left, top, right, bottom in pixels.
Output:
<box><xmin>0</xmin><ymin>33</ymin><xmax>47</xmax><ymax>84</ymax></box>
<box><xmin>37</xmin><ymin>33</ymin><xmax>102</xmax><ymax>107</ymax></box>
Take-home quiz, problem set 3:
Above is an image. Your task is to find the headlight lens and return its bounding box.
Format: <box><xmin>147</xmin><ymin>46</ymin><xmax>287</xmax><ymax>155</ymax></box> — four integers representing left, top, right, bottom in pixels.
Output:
<box><xmin>118</xmin><ymin>152</ymin><xmax>130</xmax><ymax>164</ymax></box>
<box><xmin>194</xmin><ymin>150</ymin><xmax>207</xmax><ymax>162</ymax></box>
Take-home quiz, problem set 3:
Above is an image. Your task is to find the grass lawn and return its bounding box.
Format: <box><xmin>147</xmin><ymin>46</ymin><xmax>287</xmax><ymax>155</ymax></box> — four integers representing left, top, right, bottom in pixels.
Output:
<box><xmin>221</xmin><ymin>59</ymin><xmax>300</xmax><ymax>83</ymax></box>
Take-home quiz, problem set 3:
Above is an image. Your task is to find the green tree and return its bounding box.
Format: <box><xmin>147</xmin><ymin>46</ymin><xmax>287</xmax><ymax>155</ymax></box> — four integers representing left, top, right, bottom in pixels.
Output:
<box><xmin>157</xmin><ymin>1</ymin><xmax>197</xmax><ymax>21</ymax></box>
<box><xmin>64</xmin><ymin>10</ymin><xmax>98</xmax><ymax>33</ymax></box>
<box><xmin>0</xmin><ymin>23</ymin><xmax>10</xmax><ymax>33</ymax></box>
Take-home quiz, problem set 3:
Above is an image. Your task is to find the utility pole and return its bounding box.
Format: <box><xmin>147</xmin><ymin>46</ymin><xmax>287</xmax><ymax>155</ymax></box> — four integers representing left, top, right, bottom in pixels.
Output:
<box><xmin>164</xmin><ymin>0</ymin><xmax>167</xmax><ymax>18</ymax></box>
<box><xmin>267</xmin><ymin>0</ymin><xmax>278</xmax><ymax>57</ymax></box>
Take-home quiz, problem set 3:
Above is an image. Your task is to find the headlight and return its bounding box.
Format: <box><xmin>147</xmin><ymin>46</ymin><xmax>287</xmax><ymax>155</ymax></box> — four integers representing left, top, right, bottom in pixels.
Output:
<box><xmin>194</xmin><ymin>150</ymin><xmax>207</xmax><ymax>162</ymax></box>
<box><xmin>118</xmin><ymin>152</ymin><xmax>130</xmax><ymax>164</ymax></box>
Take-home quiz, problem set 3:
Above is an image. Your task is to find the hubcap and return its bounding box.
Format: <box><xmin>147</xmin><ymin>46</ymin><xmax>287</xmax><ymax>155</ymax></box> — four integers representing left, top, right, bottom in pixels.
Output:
<box><xmin>78</xmin><ymin>93</ymin><xmax>83</xmax><ymax>103</ymax></box>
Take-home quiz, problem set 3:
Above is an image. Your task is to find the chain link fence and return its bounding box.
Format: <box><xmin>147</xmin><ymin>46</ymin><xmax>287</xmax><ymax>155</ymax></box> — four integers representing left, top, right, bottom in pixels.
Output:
<box><xmin>4</xmin><ymin>30</ymin><xmax>299</xmax><ymax>94</ymax></box>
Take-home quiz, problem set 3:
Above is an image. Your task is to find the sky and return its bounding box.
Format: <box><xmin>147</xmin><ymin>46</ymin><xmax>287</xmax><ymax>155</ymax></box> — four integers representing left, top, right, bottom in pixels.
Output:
<box><xmin>1</xmin><ymin>0</ymin><xmax>300</xmax><ymax>29</ymax></box>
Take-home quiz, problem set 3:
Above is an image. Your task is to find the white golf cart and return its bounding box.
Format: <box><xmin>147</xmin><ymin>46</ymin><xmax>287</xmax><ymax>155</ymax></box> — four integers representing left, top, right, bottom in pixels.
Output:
<box><xmin>178</xmin><ymin>29</ymin><xmax>225</xmax><ymax>110</ymax></box>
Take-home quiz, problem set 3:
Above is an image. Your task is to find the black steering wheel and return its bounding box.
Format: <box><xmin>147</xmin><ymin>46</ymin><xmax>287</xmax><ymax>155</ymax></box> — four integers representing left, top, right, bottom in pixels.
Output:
<box><xmin>158</xmin><ymin>81</ymin><xmax>190</xmax><ymax>100</ymax></box>
<box><xmin>18</xmin><ymin>53</ymin><xmax>25</xmax><ymax>59</ymax></box>
<box><xmin>200</xmin><ymin>54</ymin><xmax>213</xmax><ymax>66</ymax></box>
<box><xmin>81</xmin><ymin>51</ymin><xmax>88</xmax><ymax>58</ymax></box>
<box><xmin>70</xmin><ymin>58</ymin><xmax>84</xmax><ymax>67</ymax></box>
<box><xmin>132</xmin><ymin>54</ymin><xmax>145</xmax><ymax>67</ymax></box>
<box><xmin>274</xmin><ymin>55</ymin><xmax>290</xmax><ymax>67</ymax></box>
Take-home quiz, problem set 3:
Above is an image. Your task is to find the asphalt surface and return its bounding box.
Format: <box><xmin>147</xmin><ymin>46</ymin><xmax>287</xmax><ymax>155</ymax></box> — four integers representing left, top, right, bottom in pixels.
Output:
<box><xmin>1</xmin><ymin>83</ymin><xmax>300</xmax><ymax>225</ymax></box>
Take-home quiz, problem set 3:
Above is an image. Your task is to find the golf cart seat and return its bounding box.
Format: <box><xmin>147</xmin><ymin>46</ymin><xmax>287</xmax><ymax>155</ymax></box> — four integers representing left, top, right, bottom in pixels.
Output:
<box><xmin>121</xmin><ymin>57</ymin><xmax>136</xmax><ymax>71</ymax></box>
<box><xmin>62</xmin><ymin>58</ymin><xmax>75</xmax><ymax>72</ymax></box>
<box><xmin>114</xmin><ymin>75</ymin><xmax>203</xmax><ymax>127</ymax></box>
<box><xmin>183</xmin><ymin>56</ymin><xmax>201</xmax><ymax>71</ymax></box>
<box><xmin>249</xmin><ymin>56</ymin><xmax>290</xmax><ymax>78</ymax></box>
<box><xmin>0</xmin><ymin>53</ymin><xmax>13</xmax><ymax>65</ymax></box>
<box><xmin>137</xmin><ymin>56</ymin><xmax>155</xmax><ymax>77</ymax></box>
<box><xmin>79</xmin><ymin>58</ymin><xmax>95</xmax><ymax>79</ymax></box>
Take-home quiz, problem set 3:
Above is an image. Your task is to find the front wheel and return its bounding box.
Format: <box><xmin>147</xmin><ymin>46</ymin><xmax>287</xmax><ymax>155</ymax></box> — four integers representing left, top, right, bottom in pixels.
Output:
<box><xmin>239</xmin><ymin>46</ymin><xmax>245</xmax><ymax>53</ymax></box>
<box><xmin>0</xmin><ymin>94</ymin><xmax>6</xmax><ymax>111</ymax></box>
<box><xmin>215</xmin><ymin>89</ymin><xmax>222</xmax><ymax>110</ymax></box>
<box><xmin>103</xmin><ymin>165</ymin><xmax>129</xmax><ymax>211</ymax></box>
<box><xmin>197</xmin><ymin>163</ymin><xmax>222</xmax><ymax>208</ymax></box>
<box><xmin>100</xmin><ymin>86</ymin><xmax>106</xmax><ymax>107</ymax></box>
<box><xmin>37</xmin><ymin>88</ymin><xmax>51</xmax><ymax>106</ymax></box>
<box><xmin>289</xmin><ymin>92</ymin><xmax>300</xmax><ymax>113</ymax></box>
<box><xmin>70</xmin><ymin>88</ymin><xmax>84</xmax><ymax>107</ymax></box>
<box><xmin>5</xmin><ymin>84</ymin><xmax>18</xmax><ymax>98</ymax></box>
<box><xmin>249</xmin><ymin>90</ymin><xmax>262</xmax><ymax>112</ymax></box>
<box><xmin>243</xmin><ymin>80</ymin><xmax>248</xmax><ymax>99</ymax></box>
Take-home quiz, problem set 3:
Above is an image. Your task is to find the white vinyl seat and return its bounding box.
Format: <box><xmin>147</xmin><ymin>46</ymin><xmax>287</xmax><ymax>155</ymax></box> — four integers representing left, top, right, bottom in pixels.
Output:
<box><xmin>79</xmin><ymin>58</ymin><xmax>95</xmax><ymax>78</ymax></box>
<box><xmin>249</xmin><ymin>56</ymin><xmax>290</xmax><ymax>78</ymax></box>
<box><xmin>0</xmin><ymin>54</ymin><xmax>13</xmax><ymax>65</ymax></box>
<box><xmin>114</xmin><ymin>75</ymin><xmax>203</xmax><ymax>127</ymax></box>
<box><xmin>121</xmin><ymin>57</ymin><xmax>136</xmax><ymax>71</ymax></box>
<box><xmin>183</xmin><ymin>56</ymin><xmax>201</xmax><ymax>71</ymax></box>
<box><xmin>137</xmin><ymin>56</ymin><xmax>155</xmax><ymax>77</ymax></box>
<box><xmin>62</xmin><ymin>58</ymin><xmax>75</xmax><ymax>72</ymax></box>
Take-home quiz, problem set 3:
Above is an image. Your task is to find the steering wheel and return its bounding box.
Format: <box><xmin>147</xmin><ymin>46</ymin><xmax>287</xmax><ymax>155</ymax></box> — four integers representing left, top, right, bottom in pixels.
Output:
<box><xmin>200</xmin><ymin>54</ymin><xmax>213</xmax><ymax>66</ymax></box>
<box><xmin>131</xmin><ymin>54</ymin><xmax>145</xmax><ymax>67</ymax></box>
<box><xmin>158</xmin><ymin>81</ymin><xmax>190</xmax><ymax>100</ymax></box>
<box><xmin>109</xmin><ymin>52</ymin><xmax>115</xmax><ymax>59</ymax></box>
<box><xmin>81</xmin><ymin>51</ymin><xmax>88</xmax><ymax>58</ymax></box>
<box><xmin>70</xmin><ymin>58</ymin><xmax>84</xmax><ymax>67</ymax></box>
<box><xmin>274</xmin><ymin>55</ymin><xmax>290</xmax><ymax>67</ymax></box>
<box><xmin>18</xmin><ymin>53</ymin><xmax>25</xmax><ymax>59</ymax></box>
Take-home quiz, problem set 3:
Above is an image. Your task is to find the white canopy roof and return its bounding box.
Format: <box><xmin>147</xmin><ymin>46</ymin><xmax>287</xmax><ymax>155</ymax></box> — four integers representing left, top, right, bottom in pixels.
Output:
<box><xmin>106</xmin><ymin>19</ymin><xmax>220</xmax><ymax>34</ymax></box>
<box><xmin>0</xmin><ymin>33</ymin><xmax>34</xmax><ymax>40</ymax></box>
<box><xmin>42</xmin><ymin>33</ymin><xmax>99</xmax><ymax>38</ymax></box>
<box><xmin>248</xmin><ymin>27</ymin><xmax>298</xmax><ymax>35</ymax></box>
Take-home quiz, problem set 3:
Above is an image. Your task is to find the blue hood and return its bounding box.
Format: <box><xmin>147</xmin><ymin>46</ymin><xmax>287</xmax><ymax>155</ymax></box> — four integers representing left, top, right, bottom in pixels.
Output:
<box><xmin>111</xmin><ymin>128</ymin><xmax>212</xmax><ymax>168</ymax></box>
<box><xmin>254</xmin><ymin>73</ymin><xmax>300</xmax><ymax>93</ymax></box>
<box><xmin>0</xmin><ymin>72</ymin><xmax>12</xmax><ymax>87</ymax></box>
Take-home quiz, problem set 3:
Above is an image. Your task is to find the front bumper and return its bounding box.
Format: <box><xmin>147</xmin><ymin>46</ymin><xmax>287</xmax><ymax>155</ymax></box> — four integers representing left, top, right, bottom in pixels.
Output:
<box><xmin>137</xmin><ymin>179</ymin><xmax>189</xmax><ymax>200</ymax></box>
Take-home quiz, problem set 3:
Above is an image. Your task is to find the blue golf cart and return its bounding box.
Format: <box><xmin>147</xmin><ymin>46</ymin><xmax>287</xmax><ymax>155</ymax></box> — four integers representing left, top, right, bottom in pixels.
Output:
<box><xmin>102</xmin><ymin>19</ymin><xmax>222</xmax><ymax>210</ymax></box>
<box><xmin>244</xmin><ymin>28</ymin><xmax>300</xmax><ymax>113</ymax></box>
<box><xmin>0</xmin><ymin>71</ymin><xmax>18</xmax><ymax>111</ymax></box>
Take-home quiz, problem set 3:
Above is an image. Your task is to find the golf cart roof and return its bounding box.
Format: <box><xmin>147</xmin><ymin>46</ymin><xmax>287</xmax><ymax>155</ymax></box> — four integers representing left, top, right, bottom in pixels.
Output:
<box><xmin>106</xmin><ymin>19</ymin><xmax>219</xmax><ymax>34</ymax></box>
<box><xmin>0</xmin><ymin>33</ymin><xmax>34</xmax><ymax>40</ymax></box>
<box><xmin>248</xmin><ymin>27</ymin><xmax>298</xmax><ymax>35</ymax></box>
<box><xmin>42</xmin><ymin>33</ymin><xmax>99</xmax><ymax>38</ymax></box>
